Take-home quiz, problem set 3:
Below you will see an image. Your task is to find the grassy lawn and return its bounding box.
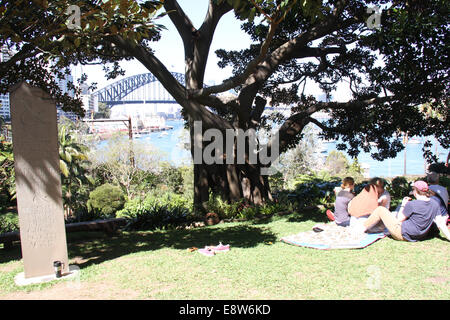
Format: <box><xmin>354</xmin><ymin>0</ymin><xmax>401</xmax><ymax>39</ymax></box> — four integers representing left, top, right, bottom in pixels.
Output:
<box><xmin>0</xmin><ymin>211</ymin><xmax>448</xmax><ymax>300</ymax></box>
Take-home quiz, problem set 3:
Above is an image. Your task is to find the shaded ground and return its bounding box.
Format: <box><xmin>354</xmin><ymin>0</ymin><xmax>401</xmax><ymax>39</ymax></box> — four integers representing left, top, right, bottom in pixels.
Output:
<box><xmin>0</xmin><ymin>214</ymin><xmax>448</xmax><ymax>300</ymax></box>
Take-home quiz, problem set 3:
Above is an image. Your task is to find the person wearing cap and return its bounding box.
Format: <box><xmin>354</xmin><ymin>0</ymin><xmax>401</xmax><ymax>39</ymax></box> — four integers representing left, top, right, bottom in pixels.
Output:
<box><xmin>358</xmin><ymin>181</ymin><xmax>440</xmax><ymax>242</ymax></box>
<box><xmin>427</xmin><ymin>172</ymin><xmax>450</xmax><ymax>240</ymax></box>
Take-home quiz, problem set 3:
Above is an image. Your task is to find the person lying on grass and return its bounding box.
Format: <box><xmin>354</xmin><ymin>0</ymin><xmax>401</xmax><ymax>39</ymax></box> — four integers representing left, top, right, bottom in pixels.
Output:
<box><xmin>357</xmin><ymin>181</ymin><xmax>441</xmax><ymax>242</ymax></box>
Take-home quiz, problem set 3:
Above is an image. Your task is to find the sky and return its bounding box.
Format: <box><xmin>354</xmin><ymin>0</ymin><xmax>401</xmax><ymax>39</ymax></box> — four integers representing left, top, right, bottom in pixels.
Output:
<box><xmin>73</xmin><ymin>0</ymin><xmax>352</xmax><ymax>102</ymax></box>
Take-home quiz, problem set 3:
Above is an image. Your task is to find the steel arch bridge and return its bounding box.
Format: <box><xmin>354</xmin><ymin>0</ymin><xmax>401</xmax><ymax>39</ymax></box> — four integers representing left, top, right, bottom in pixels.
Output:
<box><xmin>92</xmin><ymin>72</ymin><xmax>184</xmax><ymax>107</ymax></box>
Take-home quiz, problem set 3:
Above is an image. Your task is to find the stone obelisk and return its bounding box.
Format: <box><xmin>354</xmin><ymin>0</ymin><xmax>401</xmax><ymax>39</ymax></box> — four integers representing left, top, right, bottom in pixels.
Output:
<box><xmin>9</xmin><ymin>82</ymin><xmax>69</xmax><ymax>279</ymax></box>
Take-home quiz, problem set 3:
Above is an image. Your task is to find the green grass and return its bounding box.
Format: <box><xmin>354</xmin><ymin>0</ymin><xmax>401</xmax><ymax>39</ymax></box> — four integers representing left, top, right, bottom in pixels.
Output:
<box><xmin>0</xmin><ymin>211</ymin><xmax>448</xmax><ymax>299</ymax></box>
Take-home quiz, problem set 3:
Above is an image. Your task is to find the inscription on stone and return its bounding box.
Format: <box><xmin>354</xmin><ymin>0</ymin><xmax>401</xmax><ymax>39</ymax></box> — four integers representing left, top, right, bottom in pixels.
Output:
<box><xmin>9</xmin><ymin>82</ymin><xmax>69</xmax><ymax>278</ymax></box>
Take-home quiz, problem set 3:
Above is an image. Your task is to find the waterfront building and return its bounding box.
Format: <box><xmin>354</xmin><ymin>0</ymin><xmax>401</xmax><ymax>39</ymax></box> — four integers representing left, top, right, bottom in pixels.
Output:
<box><xmin>0</xmin><ymin>46</ymin><xmax>13</xmax><ymax>120</ymax></box>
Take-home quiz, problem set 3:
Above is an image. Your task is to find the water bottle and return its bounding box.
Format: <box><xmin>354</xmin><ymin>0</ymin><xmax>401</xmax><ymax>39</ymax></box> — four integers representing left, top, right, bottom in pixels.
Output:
<box><xmin>53</xmin><ymin>261</ymin><xmax>62</xmax><ymax>278</ymax></box>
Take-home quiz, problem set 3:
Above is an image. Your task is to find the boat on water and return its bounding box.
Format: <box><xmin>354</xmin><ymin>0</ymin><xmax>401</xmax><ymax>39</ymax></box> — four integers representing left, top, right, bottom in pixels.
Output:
<box><xmin>133</xmin><ymin>132</ymin><xmax>144</xmax><ymax>138</ymax></box>
<box><xmin>407</xmin><ymin>138</ymin><xmax>422</xmax><ymax>144</ymax></box>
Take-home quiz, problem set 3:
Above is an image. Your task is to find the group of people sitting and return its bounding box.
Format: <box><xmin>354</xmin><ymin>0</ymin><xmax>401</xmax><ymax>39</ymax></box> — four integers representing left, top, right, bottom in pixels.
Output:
<box><xmin>326</xmin><ymin>172</ymin><xmax>450</xmax><ymax>242</ymax></box>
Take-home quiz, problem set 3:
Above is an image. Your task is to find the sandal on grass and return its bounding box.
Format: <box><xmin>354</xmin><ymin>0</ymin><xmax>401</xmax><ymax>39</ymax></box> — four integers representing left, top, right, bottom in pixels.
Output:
<box><xmin>208</xmin><ymin>242</ymin><xmax>230</xmax><ymax>253</ymax></box>
<box><xmin>198</xmin><ymin>247</ymin><xmax>215</xmax><ymax>257</ymax></box>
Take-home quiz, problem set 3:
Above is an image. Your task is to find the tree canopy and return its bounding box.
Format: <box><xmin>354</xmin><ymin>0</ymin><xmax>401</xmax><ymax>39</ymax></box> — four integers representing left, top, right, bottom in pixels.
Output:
<box><xmin>0</xmin><ymin>0</ymin><xmax>165</xmax><ymax>115</ymax></box>
<box><xmin>1</xmin><ymin>0</ymin><xmax>449</xmax><ymax>206</ymax></box>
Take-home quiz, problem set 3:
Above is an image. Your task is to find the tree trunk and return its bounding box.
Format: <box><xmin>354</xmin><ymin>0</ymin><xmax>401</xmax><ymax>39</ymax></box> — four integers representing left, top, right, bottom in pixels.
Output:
<box><xmin>190</xmin><ymin>122</ymin><xmax>274</xmax><ymax>211</ymax></box>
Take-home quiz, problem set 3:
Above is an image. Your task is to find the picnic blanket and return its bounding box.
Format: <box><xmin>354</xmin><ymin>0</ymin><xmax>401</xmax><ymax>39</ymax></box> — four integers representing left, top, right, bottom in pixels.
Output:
<box><xmin>281</xmin><ymin>223</ymin><xmax>386</xmax><ymax>250</ymax></box>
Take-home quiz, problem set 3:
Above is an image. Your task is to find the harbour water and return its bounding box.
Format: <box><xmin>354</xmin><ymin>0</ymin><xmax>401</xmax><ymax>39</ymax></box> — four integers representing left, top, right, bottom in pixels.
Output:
<box><xmin>96</xmin><ymin>120</ymin><xmax>448</xmax><ymax>178</ymax></box>
<box><xmin>322</xmin><ymin>140</ymin><xmax>447</xmax><ymax>178</ymax></box>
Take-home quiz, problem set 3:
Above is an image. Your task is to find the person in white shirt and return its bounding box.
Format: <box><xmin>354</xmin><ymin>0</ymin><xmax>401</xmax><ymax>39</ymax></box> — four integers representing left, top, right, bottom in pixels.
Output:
<box><xmin>370</xmin><ymin>177</ymin><xmax>391</xmax><ymax>209</ymax></box>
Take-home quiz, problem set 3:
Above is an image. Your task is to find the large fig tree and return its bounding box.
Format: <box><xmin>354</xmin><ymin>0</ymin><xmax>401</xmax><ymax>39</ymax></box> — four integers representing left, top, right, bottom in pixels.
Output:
<box><xmin>1</xmin><ymin>0</ymin><xmax>449</xmax><ymax>209</ymax></box>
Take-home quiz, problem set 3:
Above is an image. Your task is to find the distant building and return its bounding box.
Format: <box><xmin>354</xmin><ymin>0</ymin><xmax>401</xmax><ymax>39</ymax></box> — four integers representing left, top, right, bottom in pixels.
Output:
<box><xmin>0</xmin><ymin>94</ymin><xmax>10</xmax><ymax>120</ymax></box>
<box><xmin>0</xmin><ymin>46</ymin><xmax>13</xmax><ymax>120</ymax></box>
<box><xmin>80</xmin><ymin>83</ymin><xmax>96</xmax><ymax>118</ymax></box>
<box><xmin>0</xmin><ymin>47</ymin><xmax>79</xmax><ymax>122</ymax></box>
<box><xmin>55</xmin><ymin>71</ymin><xmax>79</xmax><ymax>121</ymax></box>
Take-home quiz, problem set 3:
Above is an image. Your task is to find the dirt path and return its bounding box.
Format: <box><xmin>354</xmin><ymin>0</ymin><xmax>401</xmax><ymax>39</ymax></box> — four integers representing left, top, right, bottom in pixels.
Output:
<box><xmin>0</xmin><ymin>280</ymin><xmax>142</xmax><ymax>300</ymax></box>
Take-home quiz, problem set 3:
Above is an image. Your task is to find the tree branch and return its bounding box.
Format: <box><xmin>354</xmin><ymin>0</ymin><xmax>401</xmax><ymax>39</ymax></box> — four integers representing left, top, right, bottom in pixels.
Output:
<box><xmin>0</xmin><ymin>44</ymin><xmax>36</xmax><ymax>77</ymax></box>
<box><xmin>163</xmin><ymin>0</ymin><xmax>195</xmax><ymax>46</ymax></box>
<box><xmin>189</xmin><ymin>16</ymin><xmax>281</xmax><ymax>98</ymax></box>
<box><xmin>307</xmin><ymin>116</ymin><xmax>334</xmax><ymax>132</ymax></box>
<box><xmin>291</xmin><ymin>46</ymin><xmax>346</xmax><ymax>59</ymax></box>
<box><xmin>186</xmin><ymin>0</ymin><xmax>233</xmax><ymax>89</ymax></box>
<box><xmin>265</xmin><ymin>93</ymin><xmax>399</xmax><ymax>160</ymax></box>
<box><xmin>110</xmin><ymin>35</ymin><xmax>187</xmax><ymax>104</ymax></box>
<box><xmin>195</xmin><ymin>94</ymin><xmax>239</xmax><ymax>113</ymax></box>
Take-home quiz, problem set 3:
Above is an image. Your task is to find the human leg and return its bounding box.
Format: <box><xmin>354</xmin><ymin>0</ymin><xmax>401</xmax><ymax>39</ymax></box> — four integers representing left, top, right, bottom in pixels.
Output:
<box><xmin>364</xmin><ymin>207</ymin><xmax>404</xmax><ymax>240</ymax></box>
<box><xmin>434</xmin><ymin>214</ymin><xmax>450</xmax><ymax>241</ymax></box>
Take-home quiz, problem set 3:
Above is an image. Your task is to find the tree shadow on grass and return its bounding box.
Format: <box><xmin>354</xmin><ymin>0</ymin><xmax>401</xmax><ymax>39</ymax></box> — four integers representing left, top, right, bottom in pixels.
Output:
<box><xmin>0</xmin><ymin>224</ymin><xmax>277</xmax><ymax>267</ymax></box>
<box><xmin>67</xmin><ymin>224</ymin><xmax>277</xmax><ymax>269</ymax></box>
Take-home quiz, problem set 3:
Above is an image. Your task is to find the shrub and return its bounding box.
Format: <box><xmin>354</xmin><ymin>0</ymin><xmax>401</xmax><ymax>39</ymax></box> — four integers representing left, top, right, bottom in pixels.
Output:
<box><xmin>324</xmin><ymin>150</ymin><xmax>351</xmax><ymax>176</ymax></box>
<box><xmin>0</xmin><ymin>138</ymin><xmax>15</xmax><ymax>209</ymax></box>
<box><xmin>269</xmin><ymin>171</ymin><xmax>284</xmax><ymax>193</ymax></box>
<box><xmin>0</xmin><ymin>193</ymin><xmax>9</xmax><ymax>213</ymax></box>
<box><xmin>116</xmin><ymin>197</ymin><xmax>144</xmax><ymax>219</ymax></box>
<box><xmin>160</xmin><ymin>192</ymin><xmax>193</xmax><ymax>212</ymax></box>
<box><xmin>117</xmin><ymin>193</ymin><xmax>192</xmax><ymax>231</ymax></box>
<box><xmin>0</xmin><ymin>212</ymin><xmax>19</xmax><ymax>233</ymax></box>
<box><xmin>387</xmin><ymin>176</ymin><xmax>411</xmax><ymax>199</ymax></box>
<box><xmin>90</xmin><ymin>137</ymin><xmax>163</xmax><ymax>198</ymax></box>
<box><xmin>439</xmin><ymin>176</ymin><xmax>450</xmax><ymax>190</ymax></box>
<box><xmin>123</xmin><ymin>205</ymin><xmax>190</xmax><ymax>231</ymax></box>
<box><xmin>428</xmin><ymin>162</ymin><xmax>450</xmax><ymax>175</ymax></box>
<box><xmin>289</xmin><ymin>173</ymin><xmax>341</xmax><ymax>208</ymax></box>
<box><xmin>86</xmin><ymin>184</ymin><xmax>126</xmax><ymax>219</ymax></box>
<box><xmin>259</xmin><ymin>202</ymin><xmax>288</xmax><ymax>216</ymax></box>
<box><xmin>235</xmin><ymin>201</ymin><xmax>291</xmax><ymax>220</ymax></box>
<box><xmin>204</xmin><ymin>194</ymin><xmax>250</xmax><ymax>220</ymax></box>
<box><xmin>237</xmin><ymin>206</ymin><xmax>258</xmax><ymax>220</ymax></box>
<box><xmin>156</xmin><ymin>163</ymin><xmax>185</xmax><ymax>194</ymax></box>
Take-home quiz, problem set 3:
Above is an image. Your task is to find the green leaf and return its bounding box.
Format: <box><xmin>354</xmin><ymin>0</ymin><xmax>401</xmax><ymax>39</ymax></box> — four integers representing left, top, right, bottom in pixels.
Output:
<box><xmin>60</xmin><ymin>160</ymin><xmax>69</xmax><ymax>177</ymax></box>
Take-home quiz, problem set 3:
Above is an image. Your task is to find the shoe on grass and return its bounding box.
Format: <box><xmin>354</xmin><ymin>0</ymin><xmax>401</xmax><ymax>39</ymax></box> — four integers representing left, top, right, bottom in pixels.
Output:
<box><xmin>210</xmin><ymin>242</ymin><xmax>230</xmax><ymax>253</ymax></box>
<box><xmin>198</xmin><ymin>247</ymin><xmax>215</xmax><ymax>257</ymax></box>
<box><xmin>326</xmin><ymin>209</ymin><xmax>335</xmax><ymax>221</ymax></box>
